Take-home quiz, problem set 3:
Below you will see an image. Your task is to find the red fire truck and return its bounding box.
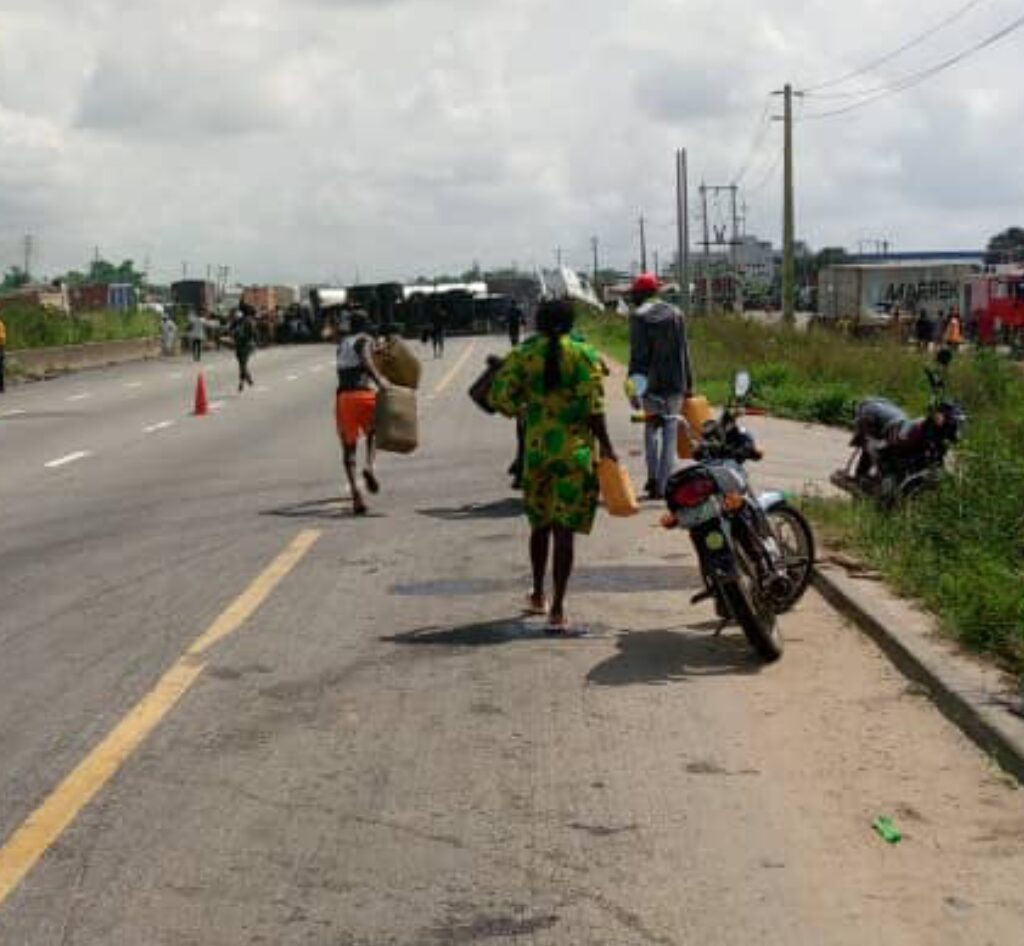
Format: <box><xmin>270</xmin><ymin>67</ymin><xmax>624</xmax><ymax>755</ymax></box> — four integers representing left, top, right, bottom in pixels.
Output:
<box><xmin>965</xmin><ymin>268</ymin><xmax>1024</xmax><ymax>344</ymax></box>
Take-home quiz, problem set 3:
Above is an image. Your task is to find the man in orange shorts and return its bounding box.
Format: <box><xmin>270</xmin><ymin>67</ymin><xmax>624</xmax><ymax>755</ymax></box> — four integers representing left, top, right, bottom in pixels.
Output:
<box><xmin>336</xmin><ymin>311</ymin><xmax>387</xmax><ymax>515</ymax></box>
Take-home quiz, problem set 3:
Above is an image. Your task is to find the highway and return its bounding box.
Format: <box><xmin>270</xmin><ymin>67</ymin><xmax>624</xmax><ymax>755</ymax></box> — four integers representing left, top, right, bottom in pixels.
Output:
<box><xmin>1</xmin><ymin>339</ymin><xmax>1022</xmax><ymax>945</ymax></box>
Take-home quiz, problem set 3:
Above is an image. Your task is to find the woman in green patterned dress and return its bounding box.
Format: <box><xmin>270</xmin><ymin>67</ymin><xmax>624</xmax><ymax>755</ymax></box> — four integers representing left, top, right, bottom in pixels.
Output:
<box><xmin>490</xmin><ymin>299</ymin><xmax>618</xmax><ymax>634</ymax></box>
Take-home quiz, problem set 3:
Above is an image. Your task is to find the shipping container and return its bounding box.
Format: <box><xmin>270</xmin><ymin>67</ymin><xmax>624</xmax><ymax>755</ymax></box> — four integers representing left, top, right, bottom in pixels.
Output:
<box><xmin>107</xmin><ymin>283</ymin><xmax>137</xmax><ymax>311</ymax></box>
<box><xmin>69</xmin><ymin>283</ymin><xmax>110</xmax><ymax>313</ymax></box>
<box><xmin>818</xmin><ymin>262</ymin><xmax>977</xmax><ymax>322</ymax></box>
<box><xmin>241</xmin><ymin>286</ymin><xmax>276</xmax><ymax>313</ymax></box>
<box><xmin>171</xmin><ymin>280</ymin><xmax>217</xmax><ymax>312</ymax></box>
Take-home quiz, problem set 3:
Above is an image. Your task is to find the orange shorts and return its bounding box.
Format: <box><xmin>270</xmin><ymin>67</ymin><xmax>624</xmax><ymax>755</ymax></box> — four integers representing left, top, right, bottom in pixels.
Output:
<box><xmin>336</xmin><ymin>390</ymin><xmax>377</xmax><ymax>447</ymax></box>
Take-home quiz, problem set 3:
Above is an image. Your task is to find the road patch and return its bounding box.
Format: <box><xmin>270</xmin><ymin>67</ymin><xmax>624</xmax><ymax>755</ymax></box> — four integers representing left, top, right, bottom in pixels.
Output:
<box><xmin>0</xmin><ymin>528</ymin><xmax>321</xmax><ymax>907</ymax></box>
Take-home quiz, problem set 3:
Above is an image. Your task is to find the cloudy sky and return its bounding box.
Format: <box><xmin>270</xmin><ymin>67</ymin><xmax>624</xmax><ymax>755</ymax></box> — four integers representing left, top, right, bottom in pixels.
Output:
<box><xmin>1</xmin><ymin>0</ymin><xmax>1022</xmax><ymax>285</ymax></box>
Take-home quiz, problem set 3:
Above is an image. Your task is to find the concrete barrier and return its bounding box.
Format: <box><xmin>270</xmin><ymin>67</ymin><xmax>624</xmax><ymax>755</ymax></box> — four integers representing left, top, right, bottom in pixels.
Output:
<box><xmin>9</xmin><ymin>337</ymin><xmax>162</xmax><ymax>379</ymax></box>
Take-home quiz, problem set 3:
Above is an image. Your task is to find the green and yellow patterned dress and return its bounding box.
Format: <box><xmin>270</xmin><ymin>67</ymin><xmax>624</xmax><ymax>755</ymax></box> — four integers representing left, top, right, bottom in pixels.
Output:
<box><xmin>490</xmin><ymin>334</ymin><xmax>606</xmax><ymax>534</ymax></box>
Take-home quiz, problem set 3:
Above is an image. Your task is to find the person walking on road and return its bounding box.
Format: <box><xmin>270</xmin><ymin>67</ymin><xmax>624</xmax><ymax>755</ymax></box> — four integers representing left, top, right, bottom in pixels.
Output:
<box><xmin>944</xmin><ymin>308</ymin><xmax>964</xmax><ymax>352</ymax></box>
<box><xmin>490</xmin><ymin>298</ymin><xmax>617</xmax><ymax>636</ymax></box>
<box><xmin>507</xmin><ymin>301</ymin><xmax>525</xmax><ymax>348</ymax></box>
<box><xmin>627</xmin><ymin>273</ymin><xmax>694</xmax><ymax>500</ymax></box>
<box><xmin>336</xmin><ymin>311</ymin><xmax>388</xmax><ymax>516</ymax></box>
<box><xmin>0</xmin><ymin>314</ymin><xmax>7</xmax><ymax>393</ymax></box>
<box><xmin>187</xmin><ymin>309</ymin><xmax>206</xmax><ymax>362</ymax></box>
<box><xmin>232</xmin><ymin>306</ymin><xmax>257</xmax><ymax>391</ymax></box>
<box><xmin>430</xmin><ymin>306</ymin><xmax>447</xmax><ymax>359</ymax></box>
<box><xmin>160</xmin><ymin>313</ymin><xmax>178</xmax><ymax>357</ymax></box>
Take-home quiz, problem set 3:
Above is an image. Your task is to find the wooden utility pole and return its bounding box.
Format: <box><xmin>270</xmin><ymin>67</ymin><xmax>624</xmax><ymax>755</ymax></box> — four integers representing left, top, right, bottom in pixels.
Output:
<box><xmin>775</xmin><ymin>83</ymin><xmax>798</xmax><ymax>323</ymax></box>
<box><xmin>700</xmin><ymin>184</ymin><xmax>711</xmax><ymax>315</ymax></box>
<box><xmin>676</xmin><ymin>148</ymin><xmax>690</xmax><ymax>315</ymax></box>
<box><xmin>639</xmin><ymin>215</ymin><xmax>648</xmax><ymax>273</ymax></box>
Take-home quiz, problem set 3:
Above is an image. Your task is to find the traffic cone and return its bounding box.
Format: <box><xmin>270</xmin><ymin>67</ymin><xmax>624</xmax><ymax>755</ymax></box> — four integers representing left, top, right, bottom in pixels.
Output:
<box><xmin>194</xmin><ymin>371</ymin><xmax>208</xmax><ymax>416</ymax></box>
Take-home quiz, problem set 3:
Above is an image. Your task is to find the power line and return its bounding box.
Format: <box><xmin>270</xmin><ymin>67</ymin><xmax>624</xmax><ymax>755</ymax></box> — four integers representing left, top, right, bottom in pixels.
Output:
<box><xmin>801</xmin><ymin>8</ymin><xmax>1024</xmax><ymax>119</ymax></box>
<box><xmin>730</xmin><ymin>98</ymin><xmax>773</xmax><ymax>185</ymax></box>
<box><xmin>745</xmin><ymin>148</ymin><xmax>783</xmax><ymax>195</ymax></box>
<box><xmin>803</xmin><ymin>0</ymin><xmax>991</xmax><ymax>93</ymax></box>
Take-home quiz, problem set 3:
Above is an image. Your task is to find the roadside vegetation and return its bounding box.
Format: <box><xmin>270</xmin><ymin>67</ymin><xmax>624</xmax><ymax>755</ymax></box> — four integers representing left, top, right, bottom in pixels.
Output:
<box><xmin>2</xmin><ymin>303</ymin><xmax>159</xmax><ymax>350</ymax></box>
<box><xmin>580</xmin><ymin>309</ymin><xmax>1024</xmax><ymax>677</ymax></box>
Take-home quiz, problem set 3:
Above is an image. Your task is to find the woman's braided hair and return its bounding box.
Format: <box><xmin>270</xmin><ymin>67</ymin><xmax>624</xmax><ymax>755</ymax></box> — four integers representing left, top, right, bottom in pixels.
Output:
<box><xmin>536</xmin><ymin>298</ymin><xmax>575</xmax><ymax>393</ymax></box>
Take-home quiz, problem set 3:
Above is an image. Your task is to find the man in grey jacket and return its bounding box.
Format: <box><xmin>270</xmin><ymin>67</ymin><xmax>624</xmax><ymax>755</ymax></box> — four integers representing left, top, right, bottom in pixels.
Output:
<box><xmin>628</xmin><ymin>273</ymin><xmax>694</xmax><ymax>499</ymax></box>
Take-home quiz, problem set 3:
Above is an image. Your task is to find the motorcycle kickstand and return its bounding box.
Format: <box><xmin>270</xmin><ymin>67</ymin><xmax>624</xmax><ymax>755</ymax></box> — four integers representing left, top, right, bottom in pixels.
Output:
<box><xmin>690</xmin><ymin>587</ymin><xmax>730</xmax><ymax>634</ymax></box>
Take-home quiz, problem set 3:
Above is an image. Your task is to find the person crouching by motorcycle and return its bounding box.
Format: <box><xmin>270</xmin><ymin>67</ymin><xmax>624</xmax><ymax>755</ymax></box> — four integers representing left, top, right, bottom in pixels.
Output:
<box><xmin>627</xmin><ymin>273</ymin><xmax>694</xmax><ymax>500</ymax></box>
<box><xmin>853</xmin><ymin>398</ymin><xmax>956</xmax><ymax>481</ymax></box>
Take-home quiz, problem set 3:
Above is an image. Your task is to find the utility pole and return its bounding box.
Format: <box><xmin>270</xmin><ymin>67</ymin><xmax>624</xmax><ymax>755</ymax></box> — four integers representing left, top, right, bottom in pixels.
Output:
<box><xmin>23</xmin><ymin>234</ymin><xmax>33</xmax><ymax>279</ymax></box>
<box><xmin>555</xmin><ymin>247</ymin><xmax>562</xmax><ymax>269</ymax></box>
<box><xmin>591</xmin><ymin>236</ymin><xmax>599</xmax><ymax>291</ymax></box>
<box><xmin>182</xmin><ymin>261</ymin><xmax>188</xmax><ymax>279</ymax></box>
<box><xmin>675</xmin><ymin>148</ymin><xmax>690</xmax><ymax>315</ymax></box>
<box><xmin>700</xmin><ymin>183</ymin><xmax>711</xmax><ymax>315</ymax></box>
<box><xmin>730</xmin><ymin>184</ymin><xmax>741</xmax><ymax>312</ymax></box>
<box><xmin>653</xmin><ymin>250</ymin><xmax>659</xmax><ymax>279</ymax></box>
<box><xmin>639</xmin><ymin>215</ymin><xmax>648</xmax><ymax>273</ymax></box>
<box><xmin>774</xmin><ymin>82</ymin><xmax>800</xmax><ymax>323</ymax></box>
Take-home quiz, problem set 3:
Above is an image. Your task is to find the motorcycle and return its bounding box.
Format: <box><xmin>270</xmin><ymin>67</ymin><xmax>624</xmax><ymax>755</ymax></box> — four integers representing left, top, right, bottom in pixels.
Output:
<box><xmin>662</xmin><ymin>372</ymin><xmax>816</xmax><ymax>662</ymax></box>
<box><xmin>831</xmin><ymin>349</ymin><xmax>965</xmax><ymax>504</ymax></box>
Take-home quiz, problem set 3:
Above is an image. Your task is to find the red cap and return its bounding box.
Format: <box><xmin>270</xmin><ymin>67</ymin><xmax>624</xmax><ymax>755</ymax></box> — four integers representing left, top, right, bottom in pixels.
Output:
<box><xmin>632</xmin><ymin>273</ymin><xmax>661</xmax><ymax>294</ymax></box>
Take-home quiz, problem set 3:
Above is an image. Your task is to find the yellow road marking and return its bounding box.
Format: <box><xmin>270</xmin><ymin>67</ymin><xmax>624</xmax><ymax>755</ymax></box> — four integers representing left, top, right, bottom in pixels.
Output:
<box><xmin>188</xmin><ymin>529</ymin><xmax>321</xmax><ymax>656</ymax></box>
<box><xmin>432</xmin><ymin>340</ymin><xmax>477</xmax><ymax>396</ymax></box>
<box><xmin>0</xmin><ymin>528</ymin><xmax>321</xmax><ymax>907</ymax></box>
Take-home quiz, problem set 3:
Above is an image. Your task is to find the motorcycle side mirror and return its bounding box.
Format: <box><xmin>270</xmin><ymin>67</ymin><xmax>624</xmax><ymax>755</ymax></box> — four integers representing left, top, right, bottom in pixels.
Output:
<box><xmin>733</xmin><ymin>371</ymin><xmax>751</xmax><ymax>401</ymax></box>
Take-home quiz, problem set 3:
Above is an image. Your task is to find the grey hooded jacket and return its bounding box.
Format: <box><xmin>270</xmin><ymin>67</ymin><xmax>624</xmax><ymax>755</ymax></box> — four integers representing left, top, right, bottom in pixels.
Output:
<box><xmin>628</xmin><ymin>300</ymin><xmax>694</xmax><ymax>397</ymax></box>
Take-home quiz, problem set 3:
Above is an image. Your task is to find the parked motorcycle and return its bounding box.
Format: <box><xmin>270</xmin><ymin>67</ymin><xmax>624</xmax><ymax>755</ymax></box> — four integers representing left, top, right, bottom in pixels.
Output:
<box><xmin>662</xmin><ymin>372</ymin><xmax>816</xmax><ymax>662</ymax></box>
<box><xmin>831</xmin><ymin>349</ymin><xmax>965</xmax><ymax>504</ymax></box>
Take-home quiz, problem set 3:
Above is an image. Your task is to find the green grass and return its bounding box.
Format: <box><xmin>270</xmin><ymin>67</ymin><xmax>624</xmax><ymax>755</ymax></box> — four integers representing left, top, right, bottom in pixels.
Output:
<box><xmin>579</xmin><ymin>309</ymin><xmax>1024</xmax><ymax>677</ymax></box>
<box><xmin>4</xmin><ymin>303</ymin><xmax>159</xmax><ymax>350</ymax></box>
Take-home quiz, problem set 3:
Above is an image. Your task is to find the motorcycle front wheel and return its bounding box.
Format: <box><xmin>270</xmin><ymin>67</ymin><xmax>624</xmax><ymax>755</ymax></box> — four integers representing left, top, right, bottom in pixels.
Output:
<box><xmin>765</xmin><ymin>503</ymin><xmax>815</xmax><ymax>612</ymax></box>
<box><xmin>721</xmin><ymin>547</ymin><xmax>783</xmax><ymax>662</ymax></box>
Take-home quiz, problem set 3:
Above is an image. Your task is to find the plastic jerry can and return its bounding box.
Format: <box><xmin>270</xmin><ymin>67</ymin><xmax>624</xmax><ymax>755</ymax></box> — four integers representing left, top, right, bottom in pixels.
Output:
<box><xmin>597</xmin><ymin>458</ymin><xmax>640</xmax><ymax>517</ymax></box>
<box><xmin>678</xmin><ymin>395</ymin><xmax>714</xmax><ymax>459</ymax></box>
<box><xmin>375</xmin><ymin>386</ymin><xmax>419</xmax><ymax>454</ymax></box>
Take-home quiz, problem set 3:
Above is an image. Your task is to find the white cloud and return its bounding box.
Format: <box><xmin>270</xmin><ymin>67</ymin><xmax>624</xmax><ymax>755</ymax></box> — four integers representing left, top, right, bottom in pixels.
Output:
<box><xmin>1</xmin><ymin>0</ymin><xmax>1023</xmax><ymax>282</ymax></box>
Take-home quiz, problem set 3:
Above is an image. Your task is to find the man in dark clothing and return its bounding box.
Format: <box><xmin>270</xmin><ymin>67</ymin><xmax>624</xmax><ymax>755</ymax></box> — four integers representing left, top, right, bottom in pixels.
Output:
<box><xmin>430</xmin><ymin>306</ymin><xmax>446</xmax><ymax>358</ymax></box>
<box><xmin>507</xmin><ymin>301</ymin><xmax>525</xmax><ymax>347</ymax></box>
<box><xmin>628</xmin><ymin>273</ymin><xmax>694</xmax><ymax>499</ymax></box>
<box><xmin>232</xmin><ymin>306</ymin><xmax>256</xmax><ymax>392</ymax></box>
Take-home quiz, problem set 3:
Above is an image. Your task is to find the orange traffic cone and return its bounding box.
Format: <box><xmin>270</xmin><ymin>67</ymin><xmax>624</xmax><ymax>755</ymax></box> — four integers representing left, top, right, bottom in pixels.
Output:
<box><xmin>194</xmin><ymin>371</ymin><xmax>209</xmax><ymax>416</ymax></box>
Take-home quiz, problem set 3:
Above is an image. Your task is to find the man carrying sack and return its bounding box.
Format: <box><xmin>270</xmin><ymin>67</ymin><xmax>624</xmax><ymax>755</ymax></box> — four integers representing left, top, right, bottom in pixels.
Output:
<box><xmin>627</xmin><ymin>273</ymin><xmax>694</xmax><ymax>500</ymax></box>
<box><xmin>336</xmin><ymin>311</ymin><xmax>389</xmax><ymax>516</ymax></box>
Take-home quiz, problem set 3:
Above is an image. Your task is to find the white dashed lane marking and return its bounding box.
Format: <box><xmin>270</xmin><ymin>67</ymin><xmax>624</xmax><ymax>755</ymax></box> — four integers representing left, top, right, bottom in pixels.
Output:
<box><xmin>44</xmin><ymin>451</ymin><xmax>91</xmax><ymax>469</ymax></box>
<box><xmin>123</xmin><ymin>382</ymin><xmax>143</xmax><ymax>390</ymax></box>
<box><xmin>143</xmin><ymin>421</ymin><xmax>175</xmax><ymax>434</ymax></box>
<box><xmin>1</xmin><ymin>409</ymin><xmax>27</xmax><ymax>418</ymax></box>
<box><xmin>66</xmin><ymin>393</ymin><xmax>91</xmax><ymax>402</ymax></box>
<box><xmin>287</xmin><ymin>375</ymin><xmax>299</xmax><ymax>381</ymax></box>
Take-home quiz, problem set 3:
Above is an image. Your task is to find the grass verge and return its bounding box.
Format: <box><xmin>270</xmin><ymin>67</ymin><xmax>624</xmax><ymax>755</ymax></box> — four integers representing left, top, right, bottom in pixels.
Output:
<box><xmin>580</xmin><ymin>309</ymin><xmax>1024</xmax><ymax>677</ymax></box>
<box><xmin>4</xmin><ymin>303</ymin><xmax>159</xmax><ymax>349</ymax></box>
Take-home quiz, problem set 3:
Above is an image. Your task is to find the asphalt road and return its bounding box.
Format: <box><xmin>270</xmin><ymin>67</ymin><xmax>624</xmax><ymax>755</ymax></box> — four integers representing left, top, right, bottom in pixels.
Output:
<box><xmin>1</xmin><ymin>339</ymin><xmax>1022</xmax><ymax>945</ymax></box>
